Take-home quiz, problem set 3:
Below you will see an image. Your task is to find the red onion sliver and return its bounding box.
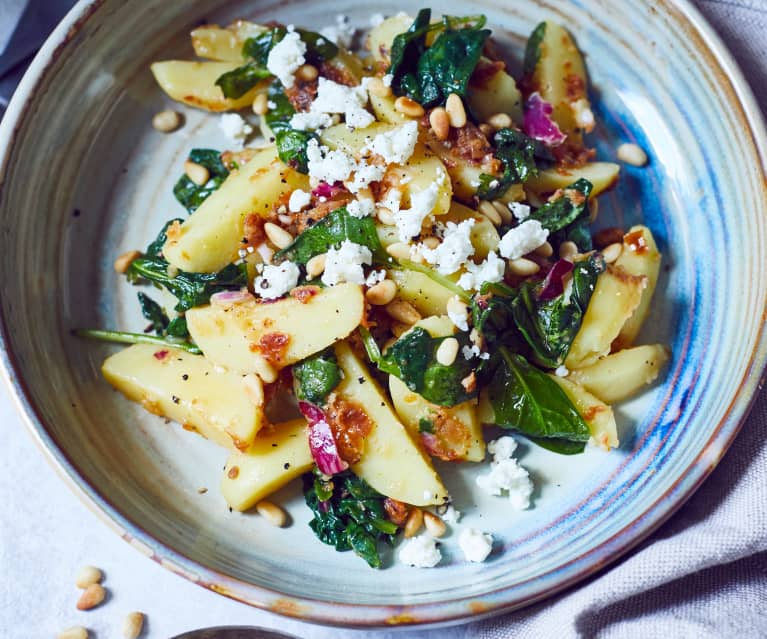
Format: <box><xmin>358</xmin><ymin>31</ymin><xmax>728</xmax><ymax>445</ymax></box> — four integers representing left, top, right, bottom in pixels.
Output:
<box><xmin>311</xmin><ymin>181</ymin><xmax>344</xmax><ymax>199</ymax></box>
<box><xmin>537</xmin><ymin>259</ymin><xmax>575</xmax><ymax>301</ymax></box>
<box><xmin>300</xmin><ymin>401</ymin><xmax>349</xmax><ymax>476</ymax></box>
<box><xmin>210</xmin><ymin>289</ymin><xmax>254</xmax><ymax>306</ymax></box>
<box><xmin>523</xmin><ymin>92</ymin><xmax>567</xmax><ymax>147</ymax></box>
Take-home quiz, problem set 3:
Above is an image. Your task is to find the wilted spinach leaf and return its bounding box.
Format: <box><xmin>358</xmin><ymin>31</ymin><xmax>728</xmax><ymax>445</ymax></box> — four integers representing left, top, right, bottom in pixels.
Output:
<box><xmin>293</xmin><ymin>349</ymin><xmax>342</xmax><ymax>405</ymax></box>
<box><xmin>523</xmin><ymin>22</ymin><xmax>546</xmax><ymax>77</ymax></box>
<box><xmin>137</xmin><ymin>292</ymin><xmax>169</xmax><ymax>335</ymax></box>
<box><xmin>530</xmin><ymin>178</ymin><xmax>593</xmax><ymax>251</ymax></box>
<box><xmin>145</xmin><ymin>218</ymin><xmax>184</xmax><ymax>257</ymax></box>
<box><xmin>215</xmin><ymin>63</ymin><xmax>273</xmax><ymax>100</ymax></box>
<box><xmin>263</xmin><ymin>80</ymin><xmax>316</xmax><ymax>172</ymax></box>
<box><xmin>173</xmin><ymin>149</ymin><xmax>230</xmax><ymax>214</ymax></box>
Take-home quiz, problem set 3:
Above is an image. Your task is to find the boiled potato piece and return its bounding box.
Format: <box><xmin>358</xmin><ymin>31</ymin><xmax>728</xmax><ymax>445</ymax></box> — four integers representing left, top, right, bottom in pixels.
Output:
<box><xmin>613</xmin><ymin>226</ymin><xmax>662</xmax><ymax>349</ymax></box>
<box><xmin>389</xmin><ymin>269</ymin><xmax>455</xmax><ymax>317</ymax></box>
<box><xmin>369</xmin><ymin>93</ymin><xmax>407</xmax><ymax>124</ymax></box>
<box><xmin>221</xmin><ymin>418</ymin><xmax>313</xmax><ymax>511</ymax></box>
<box><xmin>187</xmin><ymin>283</ymin><xmax>365</xmax><ymax>375</ymax></box>
<box><xmin>550</xmin><ymin>376</ymin><xmax>619</xmax><ymax>450</ymax></box>
<box><xmin>102</xmin><ymin>344</ymin><xmax>264</xmax><ymax>452</ymax></box>
<box><xmin>334</xmin><ymin>341</ymin><xmax>448</xmax><ymax>506</ymax></box>
<box><xmin>191</xmin><ymin>26</ymin><xmax>248</xmax><ymax>62</ymax></box>
<box><xmin>565</xmin><ymin>265</ymin><xmax>647</xmax><ymax>369</ymax></box>
<box><xmin>150</xmin><ymin>61</ymin><xmax>262</xmax><ymax>112</ymax></box>
<box><xmin>319</xmin><ymin>121</ymin><xmax>392</xmax><ymax>154</ymax></box>
<box><xmin>383</xmin><ymin>147</ymin><xmax>452</xmax><ymax>217</ymax></box>
<box><xmin>526</xmin><ymin>162</ymin><xmax>620</xmax><ymax>198</ymax></box>
<box><xmin>443</xmin><ymin>201</ymin><xmax>500</xmax><ymax>258</ymax></box>
<box><xmin>466</xmin><ymin>57</ymin><xmax>523</xmax><ymax>124</ymax></box>
<box><xmin>163</xmin><ymin>146</ymin><xmax>308</xmax><ymax>273</ymax></box>
<box><xmin>367</xmin><ymin>14</ymin><xmax>413</xmax><ymax>65</ymax></box>
<box><xmin>568</xmin><ymin>344</ymin><xmax>670</xmax><ymax>404</ymax></box>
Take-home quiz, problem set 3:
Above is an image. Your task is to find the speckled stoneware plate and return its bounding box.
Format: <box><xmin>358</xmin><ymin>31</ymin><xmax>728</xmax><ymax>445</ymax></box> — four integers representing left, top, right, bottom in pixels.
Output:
<box><xmin>1</xmin><ymin>0</ymin><xmax>766</xmax><ymax>629</ymax></box>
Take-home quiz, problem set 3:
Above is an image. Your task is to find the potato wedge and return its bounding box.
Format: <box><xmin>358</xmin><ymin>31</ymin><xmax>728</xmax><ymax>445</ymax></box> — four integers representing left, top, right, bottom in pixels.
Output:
<box><xmin>150</xmin><ymin>61</ymin><xmax>262</xmax><ymax>112</ymax></box>
<box><xmin>466</xmin><ymin>58</ymin><xmax>523</xmax><ymax>124</ymax></box>
<box><xmin>163</xmin><ymin>146</ymin><xmax>308</xmax><ymax>273</ymax></box>
<box><xmin>369</xmin><ymin>93</ymin><xmax>407</xmax><ymax>124</ymax></box>
<box><xmin>568</xmin><ymin>344</ymin><xmax>670</xmax><ymax>404</ymax></box>
<box><xmin>102</xmin><ymin>344</ymin><xmax>264</xmax><ymax>451</ymax></box>
<box><xmin>191</xmin><ymin>26</ymin><xmax>247</xmax><ymax>62</ymax></box>
<box><xmin>388</xmin><ymin>269</ymin><xmax>456</xmax><ymax>317</ymax></box>
<box><xmin>334</xmin><ymin>341</ymin><xmax>448</xmax><ymax>506</ymax></box>
<box><xmin>565</xmin><ymin>265</ymin><xmax>647</xmax><ymax>369</ymax></box>
<box><xmin>526</xmin><ymin>162</ymin><xmax>620</xmax><ymax>198</ymax></box>
<box><xmin>550</xmin><ymin>376</ymin><xmax>619</xmax><ymax>450</ymax></box>
<box><xmin>367</xmin><ymin>14</ymin><xmax>413</xmax><ymax>65</ymax></box>
<box><xmin>186</xmin><ymin>283</ymin><xmax>365</xmax><ymax>375</ymax></box>
<box><xmin>221</xmin><ymin>418</ymin><xmax>313</xmax><ymax>511</ymax></box>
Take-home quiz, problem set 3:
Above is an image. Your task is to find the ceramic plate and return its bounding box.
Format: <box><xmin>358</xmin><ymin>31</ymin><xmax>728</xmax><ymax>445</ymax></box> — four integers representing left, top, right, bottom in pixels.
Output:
<box><xmin>1</xmin><ymin>0</ymin><xmax>766</xmax><ymax>628</ymax></box>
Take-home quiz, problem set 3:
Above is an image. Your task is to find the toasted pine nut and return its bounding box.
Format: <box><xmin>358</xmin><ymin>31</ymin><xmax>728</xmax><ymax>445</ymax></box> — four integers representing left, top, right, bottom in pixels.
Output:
<box><xmin>487</xmin><ymin>112</ymin><xmax>512</xmax><ymax>129</ymax></box>
<box><xmin>445</xmin><ymin>93</ymin><xmax>467</xmax><ymax>128</ymax></box>
<box><xmin>122</xmin><ymin>612</ymin><xmax>145</xmax><ymax>639</ymax></box>
<box><xmin>478</xmin><ymin>201</ymin><xmax>502</xmax><ymax>226</ymax></box>
<box><xmin>534</xmin><ymin>241</ymin><xmax>554</xmax><ymax>258</ymax></box>
<box><xmin>602</xmin><ymin>242</ymin><xmax>623</xmax><ymax>263</ymax></box>
<box><xmin>152</xmin><ymin>109</ymin><xmax>181</xmax><ymax>133</ymax></box>
<box><xmin>366</xmin><ymin>77</ymin><xmax>391</xmax><ymax>97</ymax></box>
<box><xmin>394</xmin><ymin>96</ymin><xmax>425</xmax><ymax>118</ymax></box>
<box><xmin>58</xmin><ymin>627</ymin><xmax>89</xmax><ymax>639</ymax></box>
<box><xmin>559</xmin><ymin>241</ymin><xmax>579</xmax><ymax>262</ymax></box>
<box><xmin>404</xmin><ymin>507</ymin><xmax>424</xmax><ymax>538</ymax></box>
<box><xmin>256</xmin><ymin>242</ymin><xmax>274</xmax><ymax>265</ymax></box>
<box><xmin>366</xmin><ymin>279</ymin><xmax>397</xmax><ymax>305</ymax></box>
<box><xmin>386</xmin><ymin>242</ymin><xmax>412</xmax><ymax>261</ymax></box>
<box><xmin>296</xmin><ymin>64</ymin><xmax>319</xmax><ymax>81</ymax></box>
<box><xmin>508</xmin><ymin>257</ymin><xmax>541</xmax><ymax>276</ymax></box>
<box><xmin>75</xmin><ymin>566</ymin><xmax>103</xmax><ymax>589</ymax></box>
<box><xmin>256</xmin><ymin>500</ymin><xmax>288</xmax><ymax>527</ymax></box>
<box><xmin>385</xmin><ymin>299</ymin><xmax>421</xmax><ymax>325</ymax></box>
<box><xmin>423</xmin><ymin>511</ymin><xmax>447</xmax><ymax>538</ymax></box>
<box><xmin>113</xmin><ymin>250</ymin><xmax>142</xmax><ymax>274</ymax></box>
<box><xmin>429</xmin><ymin>107</ymin><xmax>450</xmax><ymax>141</ymax></box>
<box><xmin>617</xmin><ymin>142</ymin><xmax>648</xmax><ymax>167</ymax></box>
<box><xmin>435</xmin><ymin>337</ymin><xmax>459</xmax><ymax>366</ymax></box>
<box><xmin>422</xmin><ymin>236</ymin><xmax>441</xmax><ymax>250</ymax></box>
<box><xmin>252</xmin><ymin>93</ymin><xmax>269</xmax><ymax>115</ymax></box>
<box><xmin>391</xmin><ymin>321</ymin><xmax>411</xmax><ymax>337</ymax></box>
<box><xmin>305</xmin><ymin>253</ymin><xmax>327</xmax><ymax>279</ymax></box>
<box><xmin>184</xmin><ymin>160</ymin><xmax>209</xmax><ymax>186</ymax></box>
<box><xmin>254</xmin><ymin>358</ymin><xmax>278</xmax><ymax>384</ymax></box>
<box><xmin>479</xmin><ymin>123</ymin><xmax>495</xmax><ymax>137</ymax></box>
<box><xmin>278</xmin><ymin>213</ymin><xmax>293</xmax><ymax>225</ymax></box>
<box><xmin>377</xmin><ymin>207</ymin><xmax>396</xmax><ymax>225</ymax></box>
<box><xmin>264</xmin><ymin>222</ymin><xmax>294</xmax><ymax>249</ymax></box>
<box><xmin>491</xmin><ymin>200</ymin><xmax>513</xmax><ymax>225</ymax></box>
<box><xmin>77</xmin><ymin>583</ymin><xmax>106</xmax><ymax>611</ymax></box>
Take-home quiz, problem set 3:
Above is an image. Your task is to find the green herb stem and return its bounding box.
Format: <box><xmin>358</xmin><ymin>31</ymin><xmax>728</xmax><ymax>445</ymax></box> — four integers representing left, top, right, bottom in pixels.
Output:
<box><xmin>72</xmin><ymin>329</ymin><xmax>202</xmax><ymax>354</ymax></box>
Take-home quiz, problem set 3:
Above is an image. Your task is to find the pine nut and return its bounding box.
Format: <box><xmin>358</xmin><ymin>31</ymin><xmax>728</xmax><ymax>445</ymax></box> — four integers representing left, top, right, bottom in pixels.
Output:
<box><xmin>559</xmin><ymin>241</ymin><xmax>579</xmax><ymax>262</ymax></box>
<box><xmin>404</xmin><ymin>507</ymin><xmax>424</xmax><ymax>538</ymax></box>
<box><xmin>377</xmin><ymin>207</ymin><xmax>396</xmax><ymax>225</ymax></box>
<box><xmin>429</xmin><ymin>107</ymin><xmax>450</xmax><ymax>141</ymax></box>
<box><xmin>617</xmin><ymin>142</ymin><xmax>648</xmax><ymax>167</ymax></box>
<box><xmin>422</xmin><ymin>236</ymin><xmax>441</xmax><ymax>249</ymax></box>
<box><xmin>445</xmin><ymin>93</ymin><xmax>467</xmax><ymax>128</ymax></box>
<box><xmin>58</xmin><ymin>627</ymin><xmax>89</xmax><ymax>639</ymax></box>
<box><xmin>366</xmin><ymin>77</ymin><xmax>392</xmax><ymax>97</ymax></box>
<box><xmin>252</xmin><ymin>93</ymin><xmax>269</xmax><ymax>115</ymax></box>
<box><xmin>423</xmin><ymin>511</ymin><xmax>447</xmax><ymax>538</ymax></box>
<box><xmin>254</xmin><ymin>358</ymin><xmax>278</xmax><ymax>384</ymax></box>
<box><xmin>385</xmin><ymin>299</ymin><xmax>421</xmax><ymax>325</ymax></box>
<box><xmin>478</xmin><ymin>201</ymin><xmax>502</xmax><ymax>226</ymax></box>
<box><xmin>75</xmin><ymin>566</ymin><xmax>103</xmax><ymax>589</ymax></box>
<box><xmin>435</xmin><ymin>337</ymin><xmax>459</xmax><ymax>366</ymax></box>
<box><xmin>487</xmin><ymin>112</ymin><xmax>512</xmax><ymax>129</ymax></box>
<box><xmin>602</xmin><ymin>242</ymin><xmax>623</xmax><ymax>263</ymax></box>
<box><xmin>534</xmin><ymin>241</ymin><xmax>554</xmax><ymax>258</ymax></box>
<box><xmin>394</xmin><ymin>96</ymin><xmax>425</xmax><ymax>118</ymax></box>
<box><xmin>386</xmin><ymin>242</ymin><xmax>412</xmax><ymax>261</ymax></box>
<box><xmin>264</xmin><ymin>222</ymin><xmax>294</xmax><ymax>249</ymax></box>
<box><xmin>446</xmin><ymin>295</ymin><xmax>469</xmax><ymax>324</ymax></box>
<box><xmin>491</xmin><ymin>200</ymin><xmax>513</xmax><ymax>225</ymax></box>
<box><xmin>152</xmin><ymin>109</ymin><xmax>181</xmax><ymax>133</ymax></box>
<box><xmin>296</xmin><ymin>64</ymin><xmax>319</xmax><ymax>81</ymax></box>
<box><xmin>391</xmin><ymin>321</ymin><xmax>411</xmax><ymax>337</ymax></box>
<box><xmin>256</xmin><ymin>500</ymin><xmax>287</xmax><ymax>527</ymax></box>
<box><xmin>508</xmin><ymin>257</ymin><xmax>540</xmax><ymax>276</ymax></box>
<box><xmin>113</xmin><ymin>250</ymin><xmax>141</xmax><ymax>274</ymax></box>
<box><xmin>76</xmin><ymin>583</ymin><xmax>106</xmax><ymax>611</ymax></box>
<box><xmin>479</xmin><ymin>123</ymin><xmax>495</xmax><ymax>137</ymax></box>
<box><xmin>305</xmin><ymin>253</ymin><xmax>327</xmax><ymax>279</ymax></box>
<box><xmin>278</xmin><ymin>213</ymin><xmax>293</xmax><ymax>225</ymax></box>
<box><xmin>184</xmin><ymin>160</ymin><xmax>209</xmax><ymax>186</ymax></box>
<box><xmin>366</xmin><ymin>279</ymin><xmax>397</xmax><ymax>305</ymax></box>
<box><xmin>256</xmin><ymin>242</ymin><xmax>274</xmax><ymax>264</ymax></box>
<box><xmin>122</xmin><ymin>612</ymin><xmax>145</xmax><ymax>639</ymax></box>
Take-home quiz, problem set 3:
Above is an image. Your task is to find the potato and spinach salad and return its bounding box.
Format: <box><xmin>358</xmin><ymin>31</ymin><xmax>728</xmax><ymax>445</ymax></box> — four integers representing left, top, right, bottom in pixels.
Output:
<box><xmin>78</xmin><ymin>10</ymin><xmax>669</xmax><ymax>569</ymax></box>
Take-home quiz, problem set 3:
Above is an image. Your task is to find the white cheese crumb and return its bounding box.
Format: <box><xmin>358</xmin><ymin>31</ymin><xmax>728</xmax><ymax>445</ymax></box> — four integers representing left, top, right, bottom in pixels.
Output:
<box><xmin>555</xmin><ymin>365</ymin><xmax>570</xmax><ymax>377</ymax></box>
<box><xmin>441</xmin><ymin>505</ymin><xmax>462</xmax><ymax>523</ymax></box>
<box><xmin>393</xmin><ymin>182</ymin><xmax>440</xmax><ymax>241</ymax></box>
<box><xmin>382</xmin><ymin>73</ymin><xmax>393</xmax><ymax>87</ymax></box>
<box><xmin>508</xmin><ymin>201</ymin><xmax>531</xmax><ymax>221</ymax></box>
<box><xmin>320</xmin><ymin>14</ymin><xmax>356</xmax><ymax>49</ymax></box>
<box><xmin>219</xmin><ymin>113</ymin><xmax>253</xmax><ymax>149</ymax></box>
<box><xmin>399</xmin><ymin>535</ymin><xmax>441</xmax><ymax>568</ymax></box>
<box><xmin>254</xmin><ymin>262</ymin><xmax>300</xmax><ymax>299</ymax></box>
<box><xmin>457</xmin><ymin>251</ymin><xmax>505</xmax><ymax>291</ymax></box>
<box><xmin>347</xmin><ymin>197</ymin><xmax>375</xmax><ymax>219</ymax></box>
<box><xmin>347</xmin><ymin>159</ymin><xmax>386</xmax><ymax>193</ymax></box>
<box><xmin>370</xmin><ymin>13</ymin><xmax>385</xmax><ymax>27</ymax></box>
<box><xmin>266</xmin><ymin>30</ymin><xmax>306</xmax><ymax>88</ymax></box>
<box><xmin>477</xmin><ymin>436</ymin><xmax>533</xmax><ymax>510</ymax></box>
<box><xmin>365</xmin><ymin>269</ymin><xmax>386</xmax><ymax>286</ymax></box>
<box><xmin>572</xmin><ymin>98</ymin><xmax>595</xmax><ymax>131</ymax></box>
<box><xmin>380</xmin><ymin>187</ymin><xmax>403</xmax><ymax>213</ymax></box>
<box><xmin>365</xmin><ymin>120</ymin><xmax>419</xmax><ymax>165</ymax></box>
<box><xmin>459</xmin><ymin>528</ymin><xmax>494</xmax><ymax>563</ymax></box>
<box><xmin>321</xmin><ymin>240</ymin><xmax>372</xmax><ymax>286</ymax></box>
<box><xmin>462</xmin><ymin>344</ymin><xmax>480</xmax><ymax>360</ymax></box>
<box><xmin>421</xmin><ymin>220</ymin><xmax>476</xmax><ymax>275</ymax></box>
<box><xmin>289</xmin><ymin>110</ymin><xmax>334</xmax><ymax>131</ymax></box>
<box><xmin>447</xmin><ymin>299</ymin><xmax>469</xmax><ymax>332</ymax></box>
<box><xmin>498</xmin><ymin>220</ymin><xmax>549</xmax><ymax>260</ymax></box>
<box><xmin>313</xmin><ymin>78</ymin><xmax>373</xmax><ymax>130</ymax></box>
<box><xmin>306</xmin><ymin>139</ymin><xmax>357</xmax><ymax>183</ymax></box>
<box><xmin>288</xmin><ymin>189</ymin><xmax>312</xmax><ymax>213</ymax></box>
<box><xmin>488</xmin><ymin>436</ymin><xmax>517</xmax><ymax>460</ymax></box>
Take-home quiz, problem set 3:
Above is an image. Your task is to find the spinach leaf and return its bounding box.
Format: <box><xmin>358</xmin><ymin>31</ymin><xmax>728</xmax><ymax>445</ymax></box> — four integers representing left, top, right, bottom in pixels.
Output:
<box><xmin>215</xmin><ymin>63</ymin><xmax>273</xmax><ymax>99</ymax></box>
<box><xmin>127</xmin><ymin>257</ymin><xmax>248</xmax><ymax>312</ymax></box>
<box><xmin>173</xmin><ymin>149</ymin><xmax>230</xmax><ymax>214</ymax></box>
<box><xmin>166</xmin><ymin>316</ymin><xmax>189</xmax><ymax>338</ymax></box>
<box><xmin>263</xmin><ymin>80</ymin><xmax>316</xmax><ymax>172</ymax></box>
<box><xmin>530</xmin><ymin>178</ymin><xmax>593</xmax><ymax>251</ymax></box>
<box><xmin>511</xmin><ymin>254</ymin><xmax>604</xmax><ymax>368</ymax></box>
<box><xmin>275</xmin><ymin>206</ymin><xmax>385</xmax><ymax>265</ymax></box>
<box><xmin>293</xmin><ymin>349</ymin><xmax>342</xmax><ymax>405</ymax></box>
<box><xmin>145</xmin><ymin>218</ymin><xmax>183</xmax><ymax>257</ymax></box>
<box><xmin>523</xmin><ymin>22</ymin><xmax>546</xmax><ymax>77</ymax></box>
<box><xmin>303</xmin><ymin>468</ymin><xmax>398</xmax><ymax>568</ymax></box>
<box><xmin>527</xmin><ymin>435</ymin><xmax>586</xmax><ymax>455</ymax></box>
<box><xmin>471</xmin><ymin>281</ymin><xmax>521</xmax><ymax>349</ymax></box>
<box><xmin>388</xmin><ymin>9</ymin><xmax>432</xmax><ymax>98</ymax></box>
<box><xmin>137</xmin><ymin>292</ymin><xmax>169</xmax><ymax>336</ymax></box>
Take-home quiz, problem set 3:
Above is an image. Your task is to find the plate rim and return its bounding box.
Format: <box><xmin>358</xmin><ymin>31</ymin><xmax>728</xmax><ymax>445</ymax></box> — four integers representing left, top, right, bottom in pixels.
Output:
<box><xmin>1</xmin><ymin>0</ymin><xmax>766</xmax><ymax>628</ymax></box>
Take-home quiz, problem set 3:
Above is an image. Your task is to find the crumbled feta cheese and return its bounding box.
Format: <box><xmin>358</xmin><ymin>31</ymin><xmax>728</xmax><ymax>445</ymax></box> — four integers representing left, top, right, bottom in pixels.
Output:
<box><xmin>267</xmin><ymin>100</ymin><xmax>277</xmax><ymax>110</ymax></box>
<box><xmin>254</xmin><ymin>261</ymin><xmax>300</xmax><ymax>299</ymax></box>
<box><xmin>508</xmin><ymin>201</ymin><xmax>531</xmax><ymax>221</ymax></box>
<box><xmin>365</xmin><ymin>120</ymin><xmax>419</xmax><ymax>165</ymax></box>
<box><xmin>365</xmin><ymin>269</ymin><xmax>386</xmax><ymax>286</ymax></box>
<box><xmin>398</xmin><ymin>535</ymin><xmax>441</xmax><ymax>568</ymax></box>
<box><xmin>459</xmin><ymin>528</ymin><xmax>494</xmax><ymax>563</ymax></box>
<box><xmin>462</xmin><ymin>344</ymin><xmax>481</xmax><ymax>360</ymax></box>
<box><xmin>441</xmin><ymin>505</ymin><xmax>462</xmax><ymax>523</ymax></box>
<box><xmin>347</xmin><ymin>159</ymin><xmax>386</xmax><ymax>193</ymax></box>
<box><xmin>457</xmin><ymin>252</ymin><xmax>505</xmax><ymax>290</ymax></box>
<box><xmin>555</xmin><ymin>365</ymin><xmax>570</xmax><ymax>377</ymax></box>
<box><xmin>321</xmin><ymin>240</ymin><xmax>372</xmax><ymax>286</ymax></box>
<box><xmin>382</xmin><ymin>73</ymin><xmax>393</xmax><ymax>87</ymax></box>
<box><xmin>447</xmin><ymin>296</ymin><xmax>469</xmax><ymax>332</ymax></box>
<box><xmin>393</xmin><ymin>182</ymin><xmax>439</xmax><ymax>241</ymax></box>
<box><xmin>488</xmin><ymin>436</ymin><xmax>517</xmax><ymax>460</ymax></box>
<box><xmin>219</xmin><ymin>113</ymin><xmax>253</xmax><ymax>149</ymax></box>
<box><xmin>266</xmin><ymin>30</ymin><xmax>306</xmax><ymax>88</ymax></box>
<box><xmin>421</xmin><ymin>220</ymin><xmax>476</xmax><ymax>275</ymax></box>
<box><xmin>572</xmin><ymin>98</ymin><xmax>595</xmax><ymax>131</ymax></box>
<box><xmin>380</xmin><ymin>188</ymin><xmax>402</xmax><ymax>213</ymax></box>
<box><xmin>477</xmin><ymin>437</ymin><xmax>533</xmax><ymax>510</ymax></box>
<box><xmin>306</xmin><ymin>139</ymin><xmax>357</xmax><ymax>183</ymax></box>
<box><xmin>289</xmin><ymin>110</ymin><xmax>334</xmax><ymax>131</ymax></box>
<box><xmin>320</xmin><ymin>14</ymin><xmax>356</xmax><ymax>49</ymax></box>
<box><xmin>292</xmin><ymin>78</ymin><xmax>373</xmax><ymax>130</ymax></box>
<box><xmin>288</xmin><ymin>189</ymin><xmax>312</xmax><ymax>213</ymax></box>
<box><xmin>347</xmin><ymin>197</ymin><xmax>375</xmax><ymax>219</ymax></box>
<box><xmin>370</xmin><ymin>13</ymin><xmax>385</xmax><ymax>27</ymax></box>
<box><xmin>498</xmin><ymin>220</ymin><xmax>549</xmax><ymax>260</ymax></box>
